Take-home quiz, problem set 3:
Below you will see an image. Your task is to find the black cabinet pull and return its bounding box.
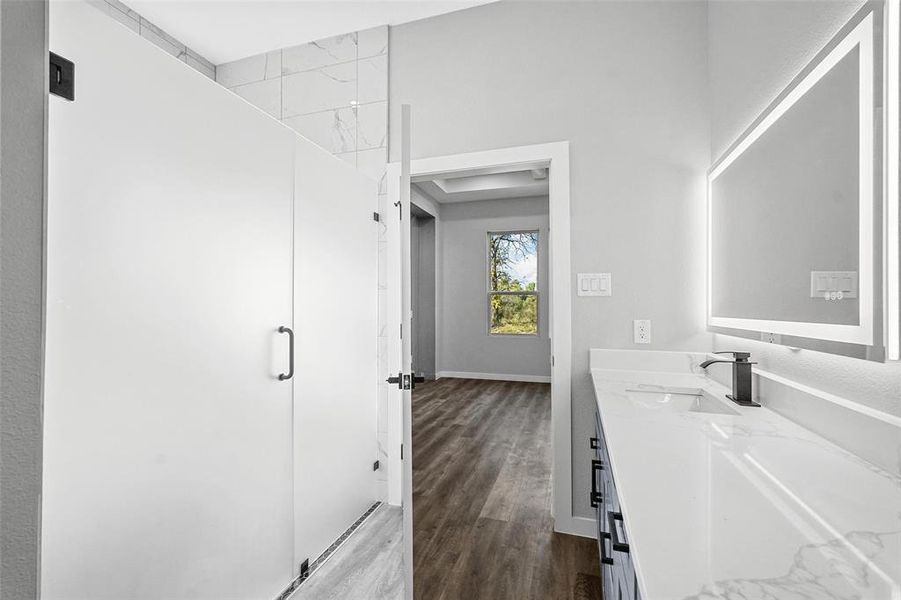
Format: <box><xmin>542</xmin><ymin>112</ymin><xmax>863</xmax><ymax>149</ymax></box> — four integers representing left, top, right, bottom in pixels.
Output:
<box><xmin>278</xmin><ymin>326</ymin><xmax>294</xmax><ymax>381</ymax></box>
<box><xmin>599</xmin><ymin>531</ymin><xmax>613</xmax><ymax>565</ymax></box>
<box><xmin>607</xmin><ymin>511</ymin><xmax>630</xmax><ymax>554</ymax></box>
<box><xmin>590</xmin><ymin>459</ymin><xmax>604</xmax><ymax>507</ymax></box>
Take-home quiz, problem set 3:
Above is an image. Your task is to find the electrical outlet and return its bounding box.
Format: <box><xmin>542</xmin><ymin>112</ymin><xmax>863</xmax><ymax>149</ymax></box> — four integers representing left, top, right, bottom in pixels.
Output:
<box><xmin>760</xmin><ymin>332</ymin><xmax>782</xmax><ymax>344</ymax></box>
<box><xmin>633</xmin><ymin>320</ymin><xmax>651</xmax><ymax>344</ymax></box>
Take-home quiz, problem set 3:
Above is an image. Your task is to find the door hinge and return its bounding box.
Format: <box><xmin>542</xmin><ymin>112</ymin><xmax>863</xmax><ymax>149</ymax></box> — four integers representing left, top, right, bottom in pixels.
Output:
<box><xmin>400</xmin><ymin>323</ymin><xmax>403</xmax><ymax>339</ymax></box>
<box><xmin>299</xmin><ymin>558</ymin><xmax>310</xmax><ymax>580</ymax></box>
<box><xmin>400</xmin><ymin>444</ymin><xmax>404</xmax><ymax>460</ymax></box>
<box><xmin>373</xmin><ymin>460</ymin><xmax>380</xmax><ymax>471</ymax></box>
<box><xmin>373</xmin><ymin>211</ymin><xmax>380</xmax><ymax>222</ymax></box>
<box><xmin>49</xmin><ymin>52</ymin><xmax>75</xmax><ymax>101</ymax></box>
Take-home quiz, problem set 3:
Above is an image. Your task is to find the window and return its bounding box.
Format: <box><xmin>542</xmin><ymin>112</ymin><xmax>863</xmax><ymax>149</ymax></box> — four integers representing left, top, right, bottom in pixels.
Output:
<box><xmin>488</xmin><ymin>230</ymin><xmax>539</xmax><ymax>335</ymax></box>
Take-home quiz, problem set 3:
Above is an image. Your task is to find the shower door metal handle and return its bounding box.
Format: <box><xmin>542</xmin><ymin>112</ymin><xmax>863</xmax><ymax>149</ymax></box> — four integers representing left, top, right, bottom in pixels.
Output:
<box><xmin>278</xmin><ymin>326</ymin><xmax>294</xmax><ymax>381</ymax></box>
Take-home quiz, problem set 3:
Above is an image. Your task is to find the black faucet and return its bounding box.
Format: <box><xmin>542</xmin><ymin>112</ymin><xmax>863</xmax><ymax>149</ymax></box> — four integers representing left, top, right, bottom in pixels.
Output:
<box><xmin>699</xmin><ymin>351</ymin><xmax>760</xmax><ymax>407</ymax></box>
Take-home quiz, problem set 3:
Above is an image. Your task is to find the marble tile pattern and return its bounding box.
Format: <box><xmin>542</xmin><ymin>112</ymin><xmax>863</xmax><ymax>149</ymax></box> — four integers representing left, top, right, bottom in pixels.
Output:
<box><xmin>589</xmin><ymin>349</ymin><xmax>901</xmax><ymax>600</ymax></box>
<box><xmin>217</xmin><ymin>26</ymin><xmax>390</xmax><ymax>501</ymax></box>
<box><xmin>87</xmin><ymin>0</ymin><xmax>216</xmax><ymax>80</ymax></box>
<box><xmin>216</xmin><ymin>26</ymin><xmax>388</xmax><ymax>162</ymax></box>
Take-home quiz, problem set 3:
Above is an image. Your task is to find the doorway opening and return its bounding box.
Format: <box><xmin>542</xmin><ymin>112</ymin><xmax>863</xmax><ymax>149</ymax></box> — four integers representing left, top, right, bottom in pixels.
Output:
<box><xmin>386</xmin><ymin>142</ymin><xmax>586</xmax><ymax>599</ymax></box>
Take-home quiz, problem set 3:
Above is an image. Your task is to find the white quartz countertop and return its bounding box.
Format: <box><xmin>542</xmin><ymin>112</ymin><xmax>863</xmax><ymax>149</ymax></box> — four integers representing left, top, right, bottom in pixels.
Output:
<box><xmin>591</xmin><ymin>361</ymin><xmax>901</xmax><ymax>600</ymax></box>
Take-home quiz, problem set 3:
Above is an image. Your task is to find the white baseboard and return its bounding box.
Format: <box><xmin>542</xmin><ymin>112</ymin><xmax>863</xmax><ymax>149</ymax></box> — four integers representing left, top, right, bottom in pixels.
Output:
<box><xmin>555</xmin><ymin>516</ymin><xmax>597</xmax><ymax>539</ymax></box>
<box><xmin>436</xmin><ymin>371</ymin><xmax>551</xmax><ymax>384</ymax></box>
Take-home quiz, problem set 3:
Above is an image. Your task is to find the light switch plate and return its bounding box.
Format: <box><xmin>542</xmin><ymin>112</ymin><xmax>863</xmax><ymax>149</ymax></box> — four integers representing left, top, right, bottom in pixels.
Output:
<box><xmin>810</xmin><ymin>271</ymin><xmax>857</xmax><ymax>299</ymax></box>
<box><xmin>633</xmin><ymin>320</ymin><xmax>651</xmax><ymax>344</ymax></box>
<box><xmin>577</xmin><ymin>273</ymin><xmax>611</xmax><ymax>297</ymax></box>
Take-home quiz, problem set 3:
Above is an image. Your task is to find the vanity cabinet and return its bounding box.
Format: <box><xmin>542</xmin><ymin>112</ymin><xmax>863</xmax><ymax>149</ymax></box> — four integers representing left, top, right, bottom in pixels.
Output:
<box><xmin>592</xmin><ymin>410</ymin><xmax>641</xmax><ymax>600</ymax></box>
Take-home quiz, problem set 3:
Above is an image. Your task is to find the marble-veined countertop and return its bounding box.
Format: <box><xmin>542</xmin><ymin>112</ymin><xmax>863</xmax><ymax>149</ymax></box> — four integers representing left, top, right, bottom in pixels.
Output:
<box><xmin>591</xmin><ymin>361</ymin><xmax>901</xmax><ymax>600</ymax></box>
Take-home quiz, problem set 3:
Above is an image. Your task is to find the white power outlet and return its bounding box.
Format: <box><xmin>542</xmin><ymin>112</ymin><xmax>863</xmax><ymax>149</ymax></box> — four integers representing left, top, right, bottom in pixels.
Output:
<box><xmin>633</xmin><ymin>320</ymin><xmax>651</xmax><ymax>344</ymax></box>
<box><xmin>760</xmin><ymin>331</ymin><xmax>782</xmax><ymax>344</ymax></box>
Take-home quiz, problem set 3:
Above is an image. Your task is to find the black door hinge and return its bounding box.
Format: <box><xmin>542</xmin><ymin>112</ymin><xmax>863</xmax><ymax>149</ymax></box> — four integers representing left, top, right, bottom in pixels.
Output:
<box><xmin>49</xmin><ymin>52</ymin><xmax>75</xmax><ymax>101</ymax></box>
<box><xmin>299</xmin><ymin>558</ymin><xmax>310</xmax><ymax>580</ymax></box>
<box><xmin>373</xmin><ymin>212</ymin><xmax>380</xmax><ymax>222</ymax></box>
<box><xmin>373</xmin><ymin>460</ymin><xmax>380</xmax><ymax>471</ymax></box>
<box><xmin>400</xmin><ymin>444</ymin><xmax>404</xmax><ymax>460</ymax></box>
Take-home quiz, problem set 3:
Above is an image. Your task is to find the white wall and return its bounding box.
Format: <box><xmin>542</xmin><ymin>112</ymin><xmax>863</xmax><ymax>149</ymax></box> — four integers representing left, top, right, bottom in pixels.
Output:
<box><xmin>0</xmin><ymin>1</ymin><xmax>46</xmax><ymax>596</ymax></box>
<box><xmin>438</xmin><ymin>196</ymin><xmax>551</xmax><ymax>379</ymax></box>
<box><xmin>389</xmin><ymin>0</ymin><xmax>710</xmax><ymax>518</ymax></box>
<box><xmin>708</xmin><ymin>0</ymin><xmax>901</xmax><ymax>419</ymax></box>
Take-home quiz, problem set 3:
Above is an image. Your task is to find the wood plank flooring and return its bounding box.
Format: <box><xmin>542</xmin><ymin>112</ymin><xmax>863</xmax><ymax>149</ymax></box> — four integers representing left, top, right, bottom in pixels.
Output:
<box><xmin>413</xmin><ymin>378</ymin><xmax>601</xmax><ymax>600</ymax></box>
<box><xmin>290</xmin><ymin>505</ymin><xmax>404</xmax><ymax>600</ymax></box>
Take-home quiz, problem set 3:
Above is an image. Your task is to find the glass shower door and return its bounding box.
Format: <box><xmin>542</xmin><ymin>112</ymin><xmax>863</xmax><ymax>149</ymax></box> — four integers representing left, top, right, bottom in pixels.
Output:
<box><xmin>43</xmin><ymin>2</ymin><xmax>296</xmax><ymax>598</ymax></box>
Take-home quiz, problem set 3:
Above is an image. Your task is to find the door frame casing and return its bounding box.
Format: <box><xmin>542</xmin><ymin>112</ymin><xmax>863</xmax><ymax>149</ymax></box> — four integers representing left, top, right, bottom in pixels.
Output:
<box><xmin>385</xmin><ymin>141</ymin><xmax>581</xmax><ymax>535</ymax></box>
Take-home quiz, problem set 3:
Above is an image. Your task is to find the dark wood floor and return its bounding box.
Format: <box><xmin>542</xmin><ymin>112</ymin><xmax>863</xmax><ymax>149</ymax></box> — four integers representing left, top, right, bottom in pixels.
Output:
<box><xmin>413</xmin><ymin>378</ymin><xmax>601</xmax><ymax>600</ymax></box>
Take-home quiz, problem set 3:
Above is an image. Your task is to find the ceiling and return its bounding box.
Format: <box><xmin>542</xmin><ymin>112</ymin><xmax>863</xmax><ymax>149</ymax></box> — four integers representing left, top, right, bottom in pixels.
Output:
<box><xmin>124</xmin><ymin>0</ymin><xmax>497</xmax><ymax>65</ymax></box>
<box><xmin>414</xmin><ymin>168</ymin><xmax>549</xmax><ymax>204</ymax></box>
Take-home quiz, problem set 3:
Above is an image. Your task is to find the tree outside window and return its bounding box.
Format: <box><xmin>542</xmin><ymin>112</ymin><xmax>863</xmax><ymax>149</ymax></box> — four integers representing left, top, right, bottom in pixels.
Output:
<box><xmin>488</xmin><ymin>231</ymin><xmax>539</xmax><ymax>335</ymax></box>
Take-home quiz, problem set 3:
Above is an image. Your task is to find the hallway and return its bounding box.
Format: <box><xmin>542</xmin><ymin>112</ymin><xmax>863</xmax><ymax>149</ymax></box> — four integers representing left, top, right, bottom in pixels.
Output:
<box><xmin>412</xmin><ymin>378</ymin><xmax>601</xmax><ymax>600</ymax></box>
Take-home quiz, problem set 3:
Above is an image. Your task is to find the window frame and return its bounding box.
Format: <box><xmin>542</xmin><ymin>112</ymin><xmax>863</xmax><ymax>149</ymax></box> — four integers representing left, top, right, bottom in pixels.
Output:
<box><xmin>486</xmin><ymin>229</ymin><xmax>540</xmax><ymax>337</ymax></box>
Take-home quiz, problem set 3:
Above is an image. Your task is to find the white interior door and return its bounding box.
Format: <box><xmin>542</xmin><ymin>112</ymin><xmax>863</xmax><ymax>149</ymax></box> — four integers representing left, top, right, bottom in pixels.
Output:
<box><xmin>292</xmin><ymin>137</ymin><xmax>378</xmax><ymax>568</ymax></box>
<box><xmin>384</xmin><ymin>106</ymin><xmax>413</xmax><ymax>595</ymax></box>
<box><xmin>44</xmin><ymin>2</ymin><xmax>295</xmax><ymax>598</ymax></box>
<box><xmin>399</xmin><ymin>105</ymin><xmax>415</xmax><ymax>600</ymax></box>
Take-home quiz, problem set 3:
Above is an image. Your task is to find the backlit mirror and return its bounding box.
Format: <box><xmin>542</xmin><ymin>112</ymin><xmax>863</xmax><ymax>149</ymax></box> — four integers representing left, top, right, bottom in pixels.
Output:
<box><xmin>708</xmin><ymin>6</ymin><xmax>893</xmax><ymax>361</ymax></box>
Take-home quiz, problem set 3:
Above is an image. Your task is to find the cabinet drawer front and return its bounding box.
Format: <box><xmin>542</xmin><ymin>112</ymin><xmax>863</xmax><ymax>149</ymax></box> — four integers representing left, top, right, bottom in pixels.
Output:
<box><xmin>594</xmin><ymin>408</ymin><xmax>640</xmax><ymax>600</ymax></box>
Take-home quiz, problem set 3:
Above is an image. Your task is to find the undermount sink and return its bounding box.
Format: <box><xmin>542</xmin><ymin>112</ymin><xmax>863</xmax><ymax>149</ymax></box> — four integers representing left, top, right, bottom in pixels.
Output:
<box><xmin>626</xmin><ymin>384</ymin><xmax>740</xmax><ymax>416</ymax></box>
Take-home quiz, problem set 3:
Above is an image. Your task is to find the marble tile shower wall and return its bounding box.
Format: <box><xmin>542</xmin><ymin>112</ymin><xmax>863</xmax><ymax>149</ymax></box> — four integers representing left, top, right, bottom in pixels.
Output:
<box><xmin>88</xmin><ymin>0</ymin><xmax>217</xmax><ymax>79</ymax></box>
<box><xmin>217</xmin><ymin>29</ymin><xmax>391</xmax><ymax>502</ymax></box>
<box><xmin>215</xmin><ymin>28</ymin><xmax>388</xmax><ymax>180</ymax></box>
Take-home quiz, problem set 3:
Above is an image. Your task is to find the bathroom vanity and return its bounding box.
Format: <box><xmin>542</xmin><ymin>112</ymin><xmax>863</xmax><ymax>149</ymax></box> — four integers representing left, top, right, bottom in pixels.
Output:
<box><xmin>590</xmin><ymin>349</ymin><xmax>901</xmax><ymax>600</ymax></box>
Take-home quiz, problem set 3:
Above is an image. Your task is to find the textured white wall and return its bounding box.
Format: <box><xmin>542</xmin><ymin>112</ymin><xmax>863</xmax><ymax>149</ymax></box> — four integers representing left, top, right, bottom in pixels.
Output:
<box><xmin>0</xmin><ymin>0</ymin><xmax>46</xmax><ymax>596</ymax></box>
<box><xmin>708</xmin><ymin>0</ymin><xmax>901</xmax><ymax>418</ymax></box>
<box><xmin>389</xmin><ymin>0</ymin><xmax>711</xmax><ymax>519</ymax></box>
